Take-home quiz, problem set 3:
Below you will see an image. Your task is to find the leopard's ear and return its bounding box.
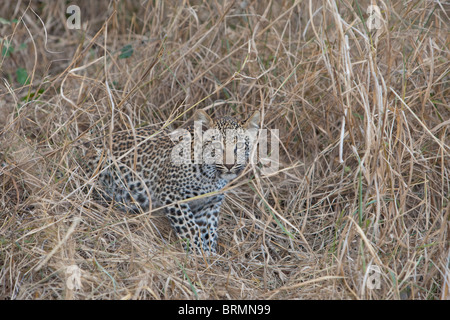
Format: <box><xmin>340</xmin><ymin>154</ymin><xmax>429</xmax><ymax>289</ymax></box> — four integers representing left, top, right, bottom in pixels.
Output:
<box><xmin>244</xmin><ymin>111</ymin><xmax>260</xmax><ymax>130</ymax></box>
<box><xmin>193</xmin><ymin>110</ymin><xmax>214</xmax><ymax>129</ymax></box>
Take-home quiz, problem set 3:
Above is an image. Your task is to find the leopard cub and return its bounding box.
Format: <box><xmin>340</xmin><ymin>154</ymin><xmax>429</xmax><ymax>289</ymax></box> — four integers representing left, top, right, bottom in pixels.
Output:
<box><xmin>84</xmin><ymin>110</ymin><xmax>260</xmax><ymax>254</ymax></box>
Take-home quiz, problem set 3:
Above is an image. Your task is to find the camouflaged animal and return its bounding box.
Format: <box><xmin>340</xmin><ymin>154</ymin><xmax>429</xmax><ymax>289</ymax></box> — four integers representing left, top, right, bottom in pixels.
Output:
<box><xmin>84</xmin><ymin>110</ymin><xmax>260</xmax><ymax>254</ymax></box>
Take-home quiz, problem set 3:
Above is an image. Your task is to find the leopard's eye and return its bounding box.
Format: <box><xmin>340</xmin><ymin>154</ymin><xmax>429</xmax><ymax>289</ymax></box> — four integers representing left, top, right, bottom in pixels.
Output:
<box><xmin>236</xmin><ymin>141</ymin><xmax>245</xmax><ymax>149</ymax></box>
<box><xmin>212</xmin><ymin>141</ymin><xmax>223</xmax><ymax>149</ymax></box>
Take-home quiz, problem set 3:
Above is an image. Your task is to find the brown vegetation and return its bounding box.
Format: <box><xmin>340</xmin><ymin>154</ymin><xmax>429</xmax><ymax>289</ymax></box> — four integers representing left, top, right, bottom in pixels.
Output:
<box><xmin>0</xmin><ymin>0</ymin><xmax>448</xmax><ymax>299</ymax></box>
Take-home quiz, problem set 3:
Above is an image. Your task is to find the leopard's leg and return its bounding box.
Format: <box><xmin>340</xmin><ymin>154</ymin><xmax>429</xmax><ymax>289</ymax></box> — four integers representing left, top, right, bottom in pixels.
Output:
<box><xmin>192</xmin><ymin>195</ymin><xmax>224</xmax><ymax>254</ymax></box>
<box><xmin>160</xmin><ymin>192</ymin><xmax>204</xmax><ymax>254</ymax></box>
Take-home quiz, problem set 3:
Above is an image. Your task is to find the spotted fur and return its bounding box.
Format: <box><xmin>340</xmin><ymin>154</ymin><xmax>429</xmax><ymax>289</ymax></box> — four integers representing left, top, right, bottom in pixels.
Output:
<box><xmin>83</xmin><ymin>110</ymin><xmax>260</xmax><ymax>254</ymax></box>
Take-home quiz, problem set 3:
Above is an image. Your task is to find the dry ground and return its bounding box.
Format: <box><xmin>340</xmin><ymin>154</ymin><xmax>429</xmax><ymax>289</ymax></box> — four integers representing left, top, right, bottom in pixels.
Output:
<box><xmin>0</xmin><ymin>0</ymin><xmax>449</xmax><ymax>300</ymax></box>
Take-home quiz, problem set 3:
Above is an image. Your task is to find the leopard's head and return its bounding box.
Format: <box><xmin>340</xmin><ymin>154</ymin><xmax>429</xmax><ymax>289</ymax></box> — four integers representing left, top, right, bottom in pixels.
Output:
<box><xmin>193</xmin><ymin>110</ymin><xmax>260</xmax><ymax>180</ymax></box>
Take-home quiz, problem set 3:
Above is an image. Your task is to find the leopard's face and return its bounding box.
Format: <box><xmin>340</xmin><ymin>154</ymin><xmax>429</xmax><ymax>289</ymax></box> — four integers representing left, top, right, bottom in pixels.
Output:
<box><xmin>194</xmin><ymin>111</ymin><xmax>260</xmax><ymax>181</ymax></box>
<box><xmin>207</xmin><ymin>119</ymin><xmax>253</xmax><ymax>180</ymax></box>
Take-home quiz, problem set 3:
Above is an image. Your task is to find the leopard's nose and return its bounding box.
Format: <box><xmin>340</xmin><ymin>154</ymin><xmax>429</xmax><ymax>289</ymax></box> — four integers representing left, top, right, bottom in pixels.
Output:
<box><xmin>224</xmin><ymin>163</ymin><xmax>234</xmax><ymax>171</ymax></box>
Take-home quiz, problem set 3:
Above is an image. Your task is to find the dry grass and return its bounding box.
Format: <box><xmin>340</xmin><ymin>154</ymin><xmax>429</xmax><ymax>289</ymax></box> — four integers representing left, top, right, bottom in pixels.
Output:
<box><xmin>0</xmin><ymin>0</ymin><xmax>449</xmax><ymax>300</ymax></box>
